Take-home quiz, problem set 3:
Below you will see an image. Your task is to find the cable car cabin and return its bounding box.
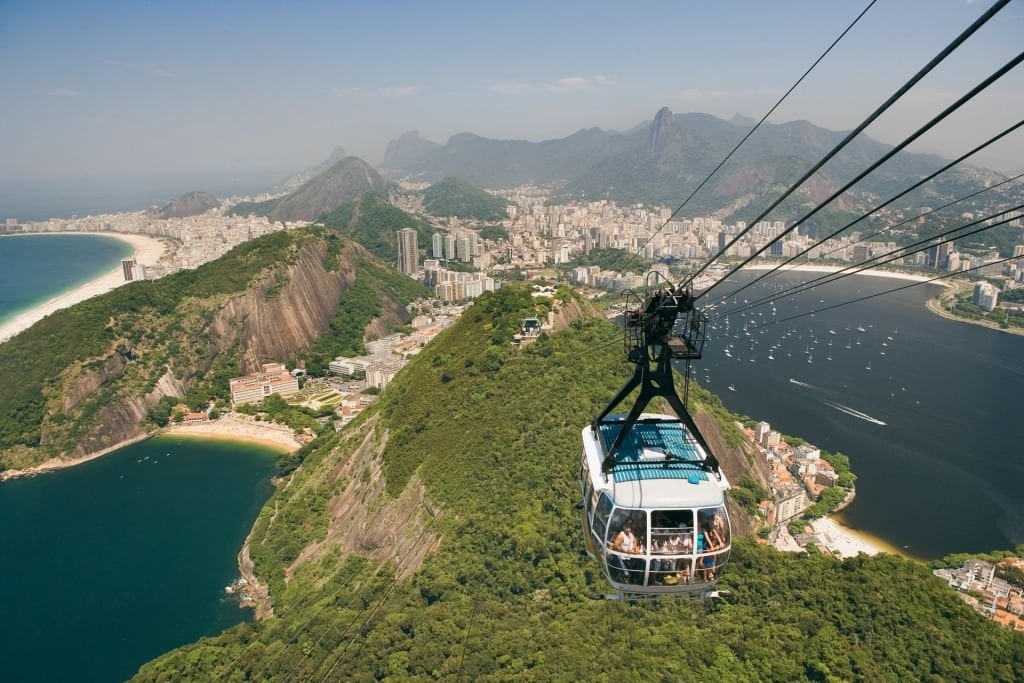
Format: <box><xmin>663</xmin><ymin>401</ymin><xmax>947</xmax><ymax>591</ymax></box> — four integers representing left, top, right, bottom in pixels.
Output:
<box><xmin>579</xmin><ymin>413</ymin><xmax>731</xmax><ymax>599</ymax></box>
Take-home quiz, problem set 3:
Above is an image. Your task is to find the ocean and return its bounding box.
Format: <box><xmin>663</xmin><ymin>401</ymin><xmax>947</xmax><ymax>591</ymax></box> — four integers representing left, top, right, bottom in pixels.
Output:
<box><xmin>0</xmin><ymin>236</ymin><xmax>279</xmax><ymax>682</ymax></box>
<box><xmin>0</xmin><ymin>437</ymin><xmax>278</xmax><ymax>683</ymax></box>
<box><xmin>0</xmin><ymin>173</ymin><xmax>282</xmax><ymax>223</ymax></box>
<box><xmin>0</xmin><ymin>234</ymin><xmax>134</xmax><ymax>327</ymax></box>
<box><xmin>692</xmin><ymin>270</ymin><xmax>1024</xmax><ymax>559</ymax></box>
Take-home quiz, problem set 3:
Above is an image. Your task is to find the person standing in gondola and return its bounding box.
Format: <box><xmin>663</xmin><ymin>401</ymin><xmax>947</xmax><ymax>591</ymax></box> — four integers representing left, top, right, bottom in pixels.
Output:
<box><xmin>610</xmin><ymin>525</ymin><xmax>640</xmax><ymax>583</ymax></box>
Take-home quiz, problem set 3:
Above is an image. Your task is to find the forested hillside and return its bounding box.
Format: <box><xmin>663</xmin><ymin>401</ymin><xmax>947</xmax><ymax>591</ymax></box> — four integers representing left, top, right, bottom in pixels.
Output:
<box><xmin>0</xmin><ymin>227</ymin><xmax>423</xmax><ymax>471</ymax></box>
<box><xmin>134</xmin><ymin>285</ymin><xmax>1024</xmax><ymax>682</ymax></box>
<box><xmin>318</xmin><ymin>191</ymin><xmax>434</xmax><ymax>263</ymax></box>
<box><xmin>422</xmin><ymin>177</ymin><xmax>511</xmax><ymax>220</ymax></box>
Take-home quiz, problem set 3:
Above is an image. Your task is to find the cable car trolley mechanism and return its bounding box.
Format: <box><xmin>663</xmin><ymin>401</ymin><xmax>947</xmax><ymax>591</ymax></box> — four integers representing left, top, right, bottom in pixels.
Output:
<box><xmin>579</xmin><ymin>273</ymin><xmax>731</xmax><ymax>601</ymax></box>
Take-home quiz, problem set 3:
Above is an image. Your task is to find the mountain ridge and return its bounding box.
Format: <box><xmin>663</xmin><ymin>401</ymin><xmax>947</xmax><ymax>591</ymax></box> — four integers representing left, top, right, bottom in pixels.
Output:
<box><xmin>378</xmin><ymin>108</ymin><xmax>1002</xmax><ymax>224</ymax></box>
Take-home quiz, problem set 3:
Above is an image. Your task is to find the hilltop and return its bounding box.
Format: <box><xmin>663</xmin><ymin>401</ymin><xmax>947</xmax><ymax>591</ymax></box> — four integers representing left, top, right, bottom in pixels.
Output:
<box><xmin>230</xmin><ymin>156</ymin><xmax>388</xmax><ymax>222</ymax></box>
<box><xmin>134</xmin><ymin>285</ymin><xmax>1024</xmax><ymax>681</ymax></box>
<box><xmin>422</xmin><ymin>177</ymin><xmax>511</xmax><ymax>221</ymax></box>
<box><xmin>147</xmin><ymin>191</ymin><xmax>220</xmax><ymax>219</ymax></box>
<box><xmin>317</xmin><ymin>191</ymin><xmax>434</xmax><ymax>264</ymax></box>
<box><xmin>0</xmin><ymin>226</ymin><xmax>427</xmax><ymax>472</ymax></box>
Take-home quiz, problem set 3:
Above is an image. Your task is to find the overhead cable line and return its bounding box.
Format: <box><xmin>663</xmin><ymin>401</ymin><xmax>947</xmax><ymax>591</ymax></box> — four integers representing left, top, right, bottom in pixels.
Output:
<box><xmin>679</xmin><ymin>0</ymin><xmax>1013</xmax><ymax>293</ymax></box>
<box><xmin>707</xmin><ymin>205</ymin><xmax>1024</xmax><ymax>322</ymax></box>
<box><xmin>707</xmin><ymin>196</ymin><xmax>1024</xmax><ymax>321</ymax></box>
<box><xmin>695</xmin><ymin>45</ymin><xmax>1024</xmax><ymax>302</ymax></box>
<box><xmin>618</xmin><ymin>0</ymin><xmax>878</xmax><ymax>274</ymax></box>
<box><xmin>704</xmin><ymin>117</ymin><xmax>1024</xmax><ymax>310</ymax></box>
<box><xmin>796</xmin><ymin>170</ymin><xmax>1024</xmax><ymax>267</ymax></box>
<box><xmin>738</xmin><ymin>252</ymin><xmax>1024</xmax><ymax>335</ymax></box>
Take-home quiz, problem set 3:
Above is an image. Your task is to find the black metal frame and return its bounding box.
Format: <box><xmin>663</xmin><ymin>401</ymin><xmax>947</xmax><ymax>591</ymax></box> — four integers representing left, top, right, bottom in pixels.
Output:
<box><xmin>593</xmin><ymin>277</ymin><xmax>720</xmax><ymax>477</ymax></box>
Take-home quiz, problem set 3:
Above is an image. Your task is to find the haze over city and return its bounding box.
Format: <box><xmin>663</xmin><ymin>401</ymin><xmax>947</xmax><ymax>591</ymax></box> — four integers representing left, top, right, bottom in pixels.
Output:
<box><xmin>2</xmin><ymin>0</ymin><xmax>1023</xmax><ymax>188</ymax></box>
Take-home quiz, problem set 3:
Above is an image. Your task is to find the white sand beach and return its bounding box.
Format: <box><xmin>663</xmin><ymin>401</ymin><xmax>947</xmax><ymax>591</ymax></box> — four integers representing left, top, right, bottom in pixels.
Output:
<box><xmin>808</xmin><ymin>516</ymin><xmax>888</xmax><ymax>558</ymax></box>
<box><xmin>0</xmin><ymin>231</ymin><xmax>168</xmax><ymax>343</ymax></box>
<box><xmin>742</xmin><ymin>263</ymin><xmax>939</xmax><ymax>285</ymax></box>
<box><xmin>165</xmin><ymin>414</ymin><xmax>302</xmax><ymax>452</ymax></box>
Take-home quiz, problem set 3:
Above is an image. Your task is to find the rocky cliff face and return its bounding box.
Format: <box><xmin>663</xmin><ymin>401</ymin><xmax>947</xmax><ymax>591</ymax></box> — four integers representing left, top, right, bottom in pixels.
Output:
<box><xmin>648</xmin><ymin>106</ymin><xmax>673</xmax><ymax>155</ymax></box>
<box><xmin>37</xmin><ymin>237</ymin><xmax>405</xmax><ymax>462</ymax></box>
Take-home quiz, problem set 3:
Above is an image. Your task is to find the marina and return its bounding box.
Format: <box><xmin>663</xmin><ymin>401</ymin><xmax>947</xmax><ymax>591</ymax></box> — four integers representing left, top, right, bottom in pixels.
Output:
<box><xmin>691</xmin><ymin>270</ymin><xmax>1024</xmax><ymax>559</ymax></box>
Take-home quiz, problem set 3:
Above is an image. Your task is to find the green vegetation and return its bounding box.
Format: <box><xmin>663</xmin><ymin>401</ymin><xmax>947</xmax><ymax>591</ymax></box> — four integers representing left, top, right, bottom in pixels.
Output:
<box><xmin>478</xmin><ymin>225</ymin><xmax>508</xmax><ymax>241</ymax></box>
<box><xmin>0</xmin><ymin>227</ymin><xmax>421</xmax><ymax>471</ymax></box>
<box><xmin>134</xmin><ymin>286</ymin><xmax>1024</xmax><ymax>681</ymax></box>
<box><xmin>0</xmin><ymin>229</ymin><xmax>305</xmax><ymax>466</ymax></box>
<box><xmin>562</xmin><ymin>247</ymin><xmax>649</xmax><ymax>275</ymax></box>
<box><xmin>422</xmin><ymin>177</ymin><xmax>511</xmax><ymax>221</ymax></box>
<box><xmin>318</xmin><ymin>192</ymin><xmax>434</xmax><ymax>263</ymax></box>
<box><xmin>946</xmin><ymin>289</ymin><xmax>1024</xmax><ymax>331</ymax></box>
<box><xmin>728</xmin><ymin>474</ymin><xmax>769</xmax><ymax>515</ymax></box>
<box><xmin>299</xmin><ymin>258</ymin><xmax>429</xmax><ymax>375</ymax></box>
<box><xmin>235</xmin><ymin>394</ymin><xmax>321</xmax><ymax>434</ymax></box>
<box><xmin>229</xmin><ymin>157</ymin><xmax>387</xmax><ymax>223</ymax></box>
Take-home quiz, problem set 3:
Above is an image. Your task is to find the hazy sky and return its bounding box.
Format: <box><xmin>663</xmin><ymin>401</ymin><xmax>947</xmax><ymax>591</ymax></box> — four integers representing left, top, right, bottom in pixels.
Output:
<box><xmin>2</xmin><ymin>0</ymin><xmax>1022</xmax><ymax>184</ymax></box>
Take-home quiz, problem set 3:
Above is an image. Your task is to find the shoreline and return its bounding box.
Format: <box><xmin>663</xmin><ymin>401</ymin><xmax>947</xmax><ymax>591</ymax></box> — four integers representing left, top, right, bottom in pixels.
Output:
<box><xmin>1</xmin><ymin>415</ymin><xmax>301</xmax><ymax>483</ymax></box>
<box><xmin>163</xmin><ymin>415</ymin><xmax>302</xmax><ymax>452</ymax></box>
<box><xmin>0</xmin><ymin>231</ymin><xmax>170</xmax><ymax>344</ymax></box>
<box><xmin>741</xmin><ymin>262</ymin><xmax>940</xmax><ymax>285</ymax></box>
<box><xmin>808</xmin><ymin>515</ymin><xmax>913</xmax><ymax>560</ymax></box>
<box><xmin>741</xmin><ymin>263</ymin><xmax>1024</xmax><ymax>337</ymax></box>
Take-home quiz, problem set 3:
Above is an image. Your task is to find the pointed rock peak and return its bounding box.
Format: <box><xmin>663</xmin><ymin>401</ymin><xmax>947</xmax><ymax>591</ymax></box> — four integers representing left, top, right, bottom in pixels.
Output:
<box><xmin>649</xmin><ymin>106</ymin><xmax>673</xmax><ymax>154</ymax></box>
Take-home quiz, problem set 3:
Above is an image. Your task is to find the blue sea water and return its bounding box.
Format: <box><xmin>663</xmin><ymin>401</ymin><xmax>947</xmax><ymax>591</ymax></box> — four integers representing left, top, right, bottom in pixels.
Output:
<box><xmin>0</xmin><ymin>233</ymin><xmax>133</xmax><ymax>326</ymax></box>
<box><xmin>0</xmin><ymin>437</ymin><xmax>278</xmax><ymax>683</ymax></box>
<box><xmin>0</xmin><ymin>234</ymin><xmax>280</xmax><ymax>681</ymax></box>
<box><xmin>693</xmin><ymin>271</ymin><xmax>1024</xmax><ymax>559</ymax></box>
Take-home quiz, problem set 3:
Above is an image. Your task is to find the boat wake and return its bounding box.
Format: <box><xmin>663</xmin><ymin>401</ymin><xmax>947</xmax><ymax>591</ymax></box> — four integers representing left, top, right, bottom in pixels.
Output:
<box><xmin>823</xmin><ymin>401</ymin><xmax>887</xmax><ymax>426</ymax></box>
<box><xmin>788</xmin><ymin>378</ymin><xmax>819</xmax><ymax>390</ymax></box>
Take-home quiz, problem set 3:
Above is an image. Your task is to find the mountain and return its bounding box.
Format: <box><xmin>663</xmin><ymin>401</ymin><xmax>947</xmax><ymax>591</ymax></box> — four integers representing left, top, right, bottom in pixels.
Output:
<box><xmin>0</xmin><ymin>227</ymin><xmax>426</xmax><ymax>471</ymax></box>
<box><xmin>318</xmin><ymin>191</ymin><xmax>434</xmax><ymax>263</ymax></box>
<box><xmin>278</xmin><ymin>146</ymin><xmax>349</xmax><ymax>193</ymax></box>
<box><xmin>422</xmin><ymin>177</ymin><xmax>511</xmax><ymax>221</ymax></box>
<box><xmin>381</xmin><ymin>131</ymin><xmax>441</xmax><ymax>171</ymax></box>
<box><xmin>147</xmin><ymin>191</ymin><xmax>221</xmax><ymax>219</ymax></box>
<box><xmin>230</xmin><ymin>157</ymin><xmax>388</xmax><ymax>223</ymax></box>
<box><xmin>381</xmin><ymin>108</ymin><xmax>992</xmax><ymax>226</ymax></box>
<box><xmin>379</xmin><ymin>126</ymin><xmax>636</xmax><ymax>188</ymax></box>
<box><xmin>133</xmin><ymin>285</ymin><xmax>1024</xmax><ymax>681</ymax></box>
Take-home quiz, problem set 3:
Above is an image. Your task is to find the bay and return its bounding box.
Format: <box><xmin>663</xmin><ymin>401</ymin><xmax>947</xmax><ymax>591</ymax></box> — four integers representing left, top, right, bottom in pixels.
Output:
<box><xmin>691</xmin><ymin>270</ymin><xmax>1024</xmax><ymax>560</ymax></box>
<box><xmin>0</xmin><ymin>436</ymin><xmax>278</xmax><ymax>683</ymax></box>
<box><xmin>0</xmin><ymin>234</ymin><xmax>133</xmax><ymax>325</ymax></box>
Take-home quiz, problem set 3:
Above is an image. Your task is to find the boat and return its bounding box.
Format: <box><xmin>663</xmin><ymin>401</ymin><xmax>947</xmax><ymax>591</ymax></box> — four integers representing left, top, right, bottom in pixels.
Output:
<box><xmin>865</xmin><ymin>361</ymin><xmax>872</xmax><ymax>370</ymax></box>
<box><xmin>856</xmin><ymin>325</ymin><xmax>866</xmax><ymax>333</ymax></box>
<box><xmin>728</xmin><ymin>384</ymin><xmax>736</xmax><ymax>392</ymax></box>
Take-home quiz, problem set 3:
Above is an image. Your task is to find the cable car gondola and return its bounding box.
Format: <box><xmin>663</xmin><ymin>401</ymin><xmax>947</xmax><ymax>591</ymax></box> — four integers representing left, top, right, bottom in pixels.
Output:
<box><xmin>579</xmin><ymin>274</ymin><xmax>731</xmax><ymax>600</ymax></box>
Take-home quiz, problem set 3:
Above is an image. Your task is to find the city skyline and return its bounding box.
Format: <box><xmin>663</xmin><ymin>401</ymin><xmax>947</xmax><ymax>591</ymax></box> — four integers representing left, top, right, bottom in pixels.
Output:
<box><xmin>2</xmin><ymin>0</ymin><xmax>1023</xmax><ymax>187</ymax></box>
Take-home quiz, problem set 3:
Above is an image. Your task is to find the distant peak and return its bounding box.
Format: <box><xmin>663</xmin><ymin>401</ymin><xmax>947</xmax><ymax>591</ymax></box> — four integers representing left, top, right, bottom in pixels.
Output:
<box><xmin>649</xmin><ymin>106</ymin><xmax>674</xmax><ymax>154</ymax></box>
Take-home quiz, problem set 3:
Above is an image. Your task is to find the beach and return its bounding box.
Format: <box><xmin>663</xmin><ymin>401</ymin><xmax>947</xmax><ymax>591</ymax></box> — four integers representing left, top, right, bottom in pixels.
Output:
<box><xmin>741</xmin><ymin>263</ymin><xmax>938</xmax><ymax>285</ymax></box>
<box><xmin>0</xmin><ymin>231</ymin><xmax>169</xmax><ymax>343</ymax></box>
<box><xmin>164</xmin><ymin>414</ymin><xmax>302</xmax><ymax>452</ymax></box>
<box><xmin>808</xmin><ymin>516</ymin><xmax>887</xmax><ymax>558</ymax></box>
<box><xmin>1</xmin><ymin>415</ymin><xmax>300</xmax><ymax>483</ymax></box>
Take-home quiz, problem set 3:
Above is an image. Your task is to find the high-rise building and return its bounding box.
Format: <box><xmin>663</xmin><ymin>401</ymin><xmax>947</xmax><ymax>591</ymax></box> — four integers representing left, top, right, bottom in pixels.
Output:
<box><xmin>972</xmin><ymin>280</ymin><xmax>999</xmax><ymax>311</ymax></box>
<box><xmin>397</xmin><ymin>228</ymin><xmax>418</xmax><ymax>276</ymax></box>
<box><xmin>432</xmin><ymin>232</ymin><xmax>445</xmax><ymax>259</ymax></box>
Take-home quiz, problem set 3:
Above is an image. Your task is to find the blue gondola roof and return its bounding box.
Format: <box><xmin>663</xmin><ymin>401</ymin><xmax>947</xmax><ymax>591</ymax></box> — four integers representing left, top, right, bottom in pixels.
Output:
<box><xmin>598</xmin><ymin>418</ymin><xmax>709</xmax><ymax>483</ymax></box>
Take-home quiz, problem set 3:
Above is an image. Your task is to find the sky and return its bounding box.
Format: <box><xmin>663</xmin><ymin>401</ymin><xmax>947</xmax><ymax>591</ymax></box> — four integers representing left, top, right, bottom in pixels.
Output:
<box><xmin>1</xmin><ymin>0</ymin><xmax>1023</xmax><ymax>190</ymax></box>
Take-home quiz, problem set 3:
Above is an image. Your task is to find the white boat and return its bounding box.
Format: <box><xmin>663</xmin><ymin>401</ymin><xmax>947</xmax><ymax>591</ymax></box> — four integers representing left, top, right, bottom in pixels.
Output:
<box><xmin>728</xmin><ymin>384</ymin><xmax>736</xmax><ymax>392</ymax></box>
<box><xmin>865</xmin><ymin>361</ymin><xmax>872</xmax><ymax>370</ymax></box>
